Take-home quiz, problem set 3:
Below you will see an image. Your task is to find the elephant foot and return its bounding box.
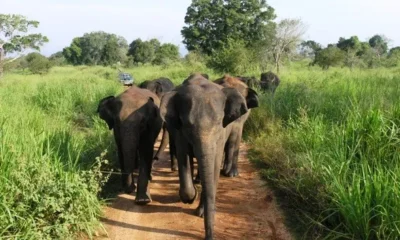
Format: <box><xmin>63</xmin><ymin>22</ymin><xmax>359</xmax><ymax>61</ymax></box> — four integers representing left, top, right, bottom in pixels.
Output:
<box><xmin>221</xmin><ymin>166</ymin><xmax>239</xmax><ymax>178</ymax></box>
<box><xmin>135</xmin><ymin>192</ymin><xmax>152</xmax><ymax>205</ymax></box>
<box><xmin>180</xmin><ymin>187</ymin><xmax>197</xmax><ymax>204</ymax></box>
<box><xmin>195</xmin><ymin>205</ymin><xmax>204</xmax><ymax>218</ymax></box>
<box><xmin>124</xmin><ymin>183</ymin><xmax>136</xmax><ymax>194</ymax></box>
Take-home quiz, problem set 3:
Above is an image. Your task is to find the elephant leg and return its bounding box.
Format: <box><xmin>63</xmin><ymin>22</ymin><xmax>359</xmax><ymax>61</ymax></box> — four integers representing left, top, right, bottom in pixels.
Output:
<box><xmin>153</xmin><ymin>124</ymin><xmax>169</xmax><ymax>161</ymax></box>
<box><xmin>222</xmin><ymin>129</ymin><xmax>242</xmax><ymax>177</ymax></box>
<box><xmin>136</xmin><ymin>136</ymin><xmax>153</xmax><ymax>205</ymax></box>
<box><xmin>169</xmin><ymin>131</ymin><xmax>178</xmax><ymax>171</ymax></box>
<box><xmin>176</xmin><ymin>132</ymin><xmax>197</xmax><ymax>204</ymax></box>
<box><xmin>119</xmin><ymin>127</ymin><xmax>139</xmax><ymax>194</ymax></box>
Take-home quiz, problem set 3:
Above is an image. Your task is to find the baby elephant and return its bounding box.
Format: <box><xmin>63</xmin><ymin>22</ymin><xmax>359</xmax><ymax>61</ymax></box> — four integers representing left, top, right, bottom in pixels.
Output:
<box><xmin>97</xmin><ymin>86</ymin><xmax>162</xmax><ymax>205</ymax></box>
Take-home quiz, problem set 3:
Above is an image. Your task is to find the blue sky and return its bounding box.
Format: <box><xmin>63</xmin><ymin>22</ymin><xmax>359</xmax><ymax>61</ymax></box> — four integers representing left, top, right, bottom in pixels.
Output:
<box><xmin>2</xmin><ymin>0</ymin><xmax>400</xmax><ymax>56</ymax></box>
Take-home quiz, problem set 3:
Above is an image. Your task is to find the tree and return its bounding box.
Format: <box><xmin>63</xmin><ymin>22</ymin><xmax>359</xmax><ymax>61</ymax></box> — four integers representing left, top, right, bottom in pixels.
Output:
<box><xmin>300</xmin><ymin>40</ymin><xmax>322</xmax><ymax>59</ymax></box>
<box><xmin>369</xmin><ymin>34</ymin><xmax>389</xmax><ymax>59</ymax></box>
<box><xmin>313</xmin><ymin>46</ymin><xmax>345</xmax><ymax>69</ymax></box>
<box><xmin>101</xmin><ymin>39</ymin><xmax>120</xmax><ymax>66</ymax></box>
<box><xmin>62</xmin><ymin>31</ymin><xmax>128</xmax><ymax>65</ymax></box>
<box><xmin>181</xmin><ymin>0</ymin><xmax>276</xmax><ymax>55</ymax></box>
<box><xmin>336</xmin><ymin>36</ymin><xmax>362</xmax><ymax>68</ymax></box>
<box><xmin>49</xmin><ymin>51</ymin><xmax>67</xmax><ymax>66</ymax></box>
<box><xmin>153</xmin><ymin>43</ymin><xmax>180</xmax><ymax>65</ymax></box>
<box><xmin>25</xmin><ymin>52</ymin><xmax>52</xmax><ymax>74</ymax></box>
<box><xmin>127</xmin><ymin>39</ymin><xmax>155</xmax><ymax>64</ymax></box>
<box><xmin>268</xmin><ymin>18</ymin><xmax>307</xmax><ymax>73</ymax></box>
<box><xmin>0</xmin><ymin>14</ymin><xmax>49</xmax><ymax>77</ymax></box>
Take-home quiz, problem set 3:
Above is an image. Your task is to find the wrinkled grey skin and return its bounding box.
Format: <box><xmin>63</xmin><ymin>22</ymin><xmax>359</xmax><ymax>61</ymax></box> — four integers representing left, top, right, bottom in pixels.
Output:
<box><xmin>139</xmin><ymin>77</ymin><xmax>177</xmax><ymax>170</ymax></box>
<box><xmin>213</xmin><ymin>76</ymin><xmax>259</xmax><ymax>177</ymax></box>
<box><xmin>97</xmin><ymin>86</ymin><xmax>162</xmax><ymax>205</ymax></box>
<box><xmin>160</xmin><ymin>74</ymin><xmax>249</xmax><ymax>240</ymax></box>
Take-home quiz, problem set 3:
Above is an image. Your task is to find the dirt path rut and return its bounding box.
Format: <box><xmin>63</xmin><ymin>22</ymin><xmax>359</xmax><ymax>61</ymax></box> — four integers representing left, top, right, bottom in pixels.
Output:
<box><xmin>96</xmin><ymin>141</ymin><xmax>292</xmax><ymax>240</ymax></box>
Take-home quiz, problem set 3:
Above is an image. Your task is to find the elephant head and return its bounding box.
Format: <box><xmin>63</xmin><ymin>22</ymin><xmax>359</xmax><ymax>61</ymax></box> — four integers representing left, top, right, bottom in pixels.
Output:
<box><xmin>160</xmin><ymin>74</ymin><xmax>248</xmax><ymax>239</ymax></box>
<box><xmin>97</xmin><ymin>96</ymin><xmax>117</xmax><ymax>130</ymax></box>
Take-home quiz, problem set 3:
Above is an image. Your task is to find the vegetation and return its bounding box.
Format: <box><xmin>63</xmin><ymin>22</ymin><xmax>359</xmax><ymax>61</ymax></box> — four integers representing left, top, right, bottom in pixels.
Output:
<box><xmin>181</xmin><ymin>0</ymin><xmax>276</xmax><ymax>55</ymax></box>
<box><xmin>62</xmin><ymin>31</ymin><xmax>128</xmax><ymax>66</ymax></box>
<box><xmin>3</xmin><ymin>1</ymin><xmax>400</xmax><ymax>239</ymax></box>
<box><xmin>127</xmin><ymin>38</ymin><xmax>180</xmax><ymax>66</ymax></box>
<box><xmin>0</xmin><ymin>14</ymin><xmax>48</xmax><ymax>77</ymax></box>
<box><xmin>245</xmin><ymin>64</ymin><xmax>400</xmax><ymax>239</ymax></box>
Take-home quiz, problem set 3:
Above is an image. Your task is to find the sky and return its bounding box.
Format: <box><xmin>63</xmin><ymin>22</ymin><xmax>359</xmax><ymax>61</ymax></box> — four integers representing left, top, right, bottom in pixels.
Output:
<box><xmin>2</xmin><ymin>0</ymin><xmax>400</xmax><ymax>57</ymax></box>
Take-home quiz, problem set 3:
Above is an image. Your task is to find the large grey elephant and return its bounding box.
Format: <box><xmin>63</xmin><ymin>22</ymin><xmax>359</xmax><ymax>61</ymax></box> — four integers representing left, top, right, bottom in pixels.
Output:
<box><xmin>160</xmin><ymin>74</ymin><xmax>250</xmax><ymax>240</ymax></box>
<box><xmin>97</xmin><ymin>86</ymin><xmax>162</xmax><ymax>205</ymax></box>
<box><xmin>139</xmin><ymin>77</ymin><xmax>178</xmax><ymax>170</ymax></box>
<box><xmin>214</xmin><ymin>75</ymin><xmax>259</xmax><ymax>177</ymax></box>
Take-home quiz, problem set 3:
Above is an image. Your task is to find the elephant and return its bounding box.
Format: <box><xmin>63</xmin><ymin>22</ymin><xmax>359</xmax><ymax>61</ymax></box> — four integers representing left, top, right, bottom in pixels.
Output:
<box><xmin>138</xmin><ymin>77</ymin><xmax>175</xmax><ymax>97</ymax></box>
<box><xmin>260</xmin><ymin>71</ymin><xmax>280</xmax><ymax>94</ymax></box>
<box><xmin>213</xmin><ymin>75</ymin><xmax>259</xmax><ymax>177</ymax></box>
<box><xmin>160</xmin><ymin>73</ymin><xmax>251</xmax><ymax>240</ymax></box>
<box><xmin>138</xmin><ymin>77</ymin><xmax>177</xmax><ymax>170</ymax></box>
<box><xmin>97</xmin><ymin>86</ymin><xmax>162</xmax><ymax>205</ymax></box>
<box><xmin>236</xmin><ymin>76</ymin><xmax>259</xmax><ymax>89</ymax></box>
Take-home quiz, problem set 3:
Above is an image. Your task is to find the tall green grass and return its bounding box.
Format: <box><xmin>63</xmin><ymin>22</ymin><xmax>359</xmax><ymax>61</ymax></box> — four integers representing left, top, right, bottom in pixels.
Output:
<box><xmin>246</xmin><ymin>67</ymin><xmax>400</xmax><ymax>239</ymax></box>
<box><xmin>0</xmin><ymin>67</ymin><xmax>123</xmax><ymax>239</ymax></box>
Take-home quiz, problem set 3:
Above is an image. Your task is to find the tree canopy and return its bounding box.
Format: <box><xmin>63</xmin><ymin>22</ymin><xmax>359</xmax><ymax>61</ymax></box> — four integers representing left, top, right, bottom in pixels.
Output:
<box><xmin>181</xmin><ymin>0</ymin><xmax>276</xmax><ymax>55</ymax></box>
<box><xmin>127</xmin><ymin>38</ymin><xmax>180</xmax><ymax>65</ymax></box>
<box><xmin>62</xmin><ymin>31</ymin><xmax>128</xmax><ymax>66</ymax></box>
<box><xmin>0</xmin><ymin>14</ymin><xmax>49</xmax><ymax>76</ymax></box>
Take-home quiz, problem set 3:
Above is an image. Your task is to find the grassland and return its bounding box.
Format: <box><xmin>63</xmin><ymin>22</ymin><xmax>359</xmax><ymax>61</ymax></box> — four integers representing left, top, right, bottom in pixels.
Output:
<box><xmin>245</xmin><ymin>64</ymin><xmax>400</xmax><ymax>239</ymax></box>
<box><xmin>1</xmin><ymin>63</ymin><xmax>400</xmax><ymax>239</ymax></box>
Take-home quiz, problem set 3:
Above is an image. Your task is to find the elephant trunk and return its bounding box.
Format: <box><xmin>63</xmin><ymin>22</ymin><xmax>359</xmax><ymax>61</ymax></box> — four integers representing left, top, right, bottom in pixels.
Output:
<box><xmin>195</xmin><ymin>141</ymin><xmax>218</xmax><ymax>240</ymax></box>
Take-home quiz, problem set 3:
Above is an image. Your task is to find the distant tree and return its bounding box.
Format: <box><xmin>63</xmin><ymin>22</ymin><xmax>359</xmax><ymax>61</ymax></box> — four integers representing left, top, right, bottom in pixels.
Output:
<box><xmin>127</xmin><ymin>39</ymin><xmax>155</xmax><ymax>64</ymax></box>
<box><xmin>300</xmin><ymin>40</ymin><xmax>322</xmax><ymax>59</ymax></box>
<box><xmin>63</xmin><ymin>31</ymin><xmax>128</xmax><ymax>65</ymax></box>
<box><xmin>386</xmin><ymin>47</ymin><xmax>400</xmax><ymax>67</ymax></box>
<box><xmin>389</xmin><ymin>47</ymin><xmax>400</xmax><ymax>56</ymax></box>
<box><xmin>369</xmin><ymin>34</ymin><xmax>389</xmax><ymax>58</ymax></box>
<box><xmin>336</xmin><ymin>36</ymin><xmax>362</xmax><ymax>68</ymax></box>
<box><xmin>49</xmin><ymin>51</ymin><xmax>67</xmax><ymax>66</ymax></box>
<box><xmin>101</xmin><ymin>38</ymin><xmax>120</xmax><ymax>66</ymax></box>
<box><xmin>25</xmin><ymin>52</ymin><xmax>52</xmax><ymax>74</ymax></box>
<box><xmin>0</xmin><ymin>14</ymin><xmax>49</xmax><ymax>77</ymax></box>
<box><xmin>181</xmin><ymin>0</ymin><xmax>276</xmax><ymax>55</ymax></box>
<box><xmin>149</xmin><ymin>39</ymin><xmax>161</xmax><ymax>53</ymax></box>
<box><xmin>313</xmin><ymin>46</ymin><xmax>345</xmax><ymax>69</ymax></box>
<box><xmin>153</xmin><ymin>43</ymin><xmax>180</xmax><ymax>65</ymax></box>
<box><xmin>268</xmin><ymin>18</ymin><xmax>307</xmax><ymax>73</ymax></box>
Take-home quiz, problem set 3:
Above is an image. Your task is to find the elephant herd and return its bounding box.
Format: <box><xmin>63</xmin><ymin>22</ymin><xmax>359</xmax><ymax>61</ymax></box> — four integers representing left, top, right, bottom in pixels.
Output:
<box><xmin>97</xmin><ymin>71</ymin><xmax>279</xmax><ymax>240</ymax></box>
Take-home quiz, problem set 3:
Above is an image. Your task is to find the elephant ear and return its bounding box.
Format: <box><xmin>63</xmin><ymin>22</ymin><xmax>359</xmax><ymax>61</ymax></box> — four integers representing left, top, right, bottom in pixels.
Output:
<box><xmin>222</xmin><ymin>88</ymin><xmax>248</xmax><ymax>128</ymax></box>
<box><xmin>97</xmin><ymin>96</ymin><xmax>116</xmax><ymax>130</ymax></box>
<box><xmin>154</xmin><ymin>82</ymin><xmax>163</xmax><ymax>96</ymax></box>
<box><xmin>160</xmin><ymin>91</ymin><xmax>181</xmax><ymax>130</ymax></box>
<box><xmin>246</xmin><ymin>88</ymin><xmax>259</xmax><ymax>109</ymax></box>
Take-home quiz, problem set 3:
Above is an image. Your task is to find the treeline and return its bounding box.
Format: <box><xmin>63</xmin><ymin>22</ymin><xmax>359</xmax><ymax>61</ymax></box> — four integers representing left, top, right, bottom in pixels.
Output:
<box><xmin>2</xmin><ymin>1</ymin><xmax>400</xmax><ymax>77</ymax></box>
<box><xmin>302</xmin><ymin>35</ymin><xmax>400</xmax><ymax>69</ymax></box>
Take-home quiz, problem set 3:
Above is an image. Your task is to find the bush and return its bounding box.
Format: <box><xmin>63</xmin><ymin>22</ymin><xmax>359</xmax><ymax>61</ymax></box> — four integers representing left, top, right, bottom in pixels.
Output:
<box><xmin>206</xmin><ymin>39</ymin><xmax>257</xmax><ymax>75</ymax></box>
<box><xmin>26</xmin><ymin>52</ymin><xmax>52</xmax><ymax>74</ymax></box>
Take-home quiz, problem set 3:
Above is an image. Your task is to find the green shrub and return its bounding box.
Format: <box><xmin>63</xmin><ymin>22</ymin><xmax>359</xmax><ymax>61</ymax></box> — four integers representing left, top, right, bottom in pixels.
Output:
<box><xmin>207</xmin><ymin>39</ymin><xmax>257</xmax><ymax>75</ymax></box>
<box><xmin>26</xmin><ymin>52</ymin><xmax>52</xmax><ymax>74</ymax></box>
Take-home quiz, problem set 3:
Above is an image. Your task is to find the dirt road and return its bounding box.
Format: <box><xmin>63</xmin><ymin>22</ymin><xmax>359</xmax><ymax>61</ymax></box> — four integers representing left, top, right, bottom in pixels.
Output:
<box><xmin>96</xmin><ymin>140</ymin><xmax>292</xmax><ymax>240</ymax></box>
